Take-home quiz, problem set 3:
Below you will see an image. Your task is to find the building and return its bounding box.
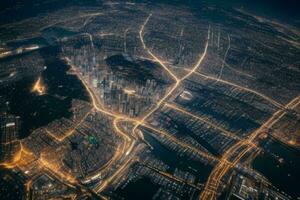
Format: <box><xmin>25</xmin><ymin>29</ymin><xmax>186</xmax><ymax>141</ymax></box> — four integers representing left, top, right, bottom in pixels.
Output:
<box><xmin>0</xmin><ymin>113</ymin><xmax>21</xmax><ymax>163</ymax></box>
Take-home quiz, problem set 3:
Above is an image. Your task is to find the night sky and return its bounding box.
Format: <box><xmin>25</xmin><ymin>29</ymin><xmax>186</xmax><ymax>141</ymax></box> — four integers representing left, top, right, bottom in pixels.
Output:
<box><xmin>0</xmin><ymin>0</ymin><xmax>299</xmax><ymax>34</ymax></box>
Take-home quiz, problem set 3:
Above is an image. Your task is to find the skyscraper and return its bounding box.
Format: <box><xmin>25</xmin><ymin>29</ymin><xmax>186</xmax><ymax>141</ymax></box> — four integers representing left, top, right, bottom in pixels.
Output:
<box><xmin>0</xmin><ymin>114</ymin><xmax>21</xmax><ymax>163</ymax></box>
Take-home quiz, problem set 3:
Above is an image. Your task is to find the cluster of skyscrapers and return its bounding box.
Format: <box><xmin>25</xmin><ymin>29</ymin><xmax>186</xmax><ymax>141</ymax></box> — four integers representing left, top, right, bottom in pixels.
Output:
<box><xmin>0</xmin><ymin>105</ymin><xmax>20</xmax><ymax>163</ymax></box>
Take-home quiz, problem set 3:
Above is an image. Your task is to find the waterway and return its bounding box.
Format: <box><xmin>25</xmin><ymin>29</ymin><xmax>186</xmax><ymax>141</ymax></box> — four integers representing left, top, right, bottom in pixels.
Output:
<box><xmin>143</xmin><ymin>131</ymin><xmax>213</xmax><ymax>184</ymax></box>
<box><xmin>253</xmin><ymin>139</ymin><xmax>300</xmax><ymax>199</ymax></box>
<box><xmin>115</xmin><ymin>131</ymin><xmax>213</xmax><ymax>199</ymax></box>
<box><xmin>165</xmin><ymin>114</ymin><xmax>220</xmax><ymax>156</ymax></box>
<box><xmin>115</xmin><ymin>177</ymin><xmax>159</xmax><ymax>200</ymax></box>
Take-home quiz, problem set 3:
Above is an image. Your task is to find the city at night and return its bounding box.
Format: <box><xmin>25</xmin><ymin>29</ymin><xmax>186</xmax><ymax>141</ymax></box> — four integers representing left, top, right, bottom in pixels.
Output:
<box><xmin>0</xmin><ymin>0</ymin><xmax>300</xmax><ymax>199</ymax></box>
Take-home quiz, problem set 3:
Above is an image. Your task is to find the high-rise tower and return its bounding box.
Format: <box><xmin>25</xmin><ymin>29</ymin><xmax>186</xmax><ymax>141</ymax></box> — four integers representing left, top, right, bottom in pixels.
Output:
<box><xmin>0</xmin><ymin>113</ymin><xmax>21</xmax><ymax>163</ymax></box>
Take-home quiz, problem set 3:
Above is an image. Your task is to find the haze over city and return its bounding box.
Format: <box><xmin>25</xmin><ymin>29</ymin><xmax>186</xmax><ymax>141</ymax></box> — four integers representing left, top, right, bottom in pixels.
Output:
<box><xmin>0</xmin><ymin>0</ymin><xmax>299</xmax><ymax>200</ymax></box>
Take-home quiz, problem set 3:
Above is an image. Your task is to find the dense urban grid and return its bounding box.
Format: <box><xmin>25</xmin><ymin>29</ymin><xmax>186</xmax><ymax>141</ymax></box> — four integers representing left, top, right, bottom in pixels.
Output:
<box><xmin>0</xmin><ymin>1</ymin><xmax>300</xmax><ymax>200</ymax></box>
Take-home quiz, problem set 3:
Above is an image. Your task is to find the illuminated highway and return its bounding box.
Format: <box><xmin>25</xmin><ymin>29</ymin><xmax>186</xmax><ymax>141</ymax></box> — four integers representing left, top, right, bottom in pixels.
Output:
<box><xmin>0</xmin><ymin>142</ymin><xmax>34</xmax><ymax>169</ymax></box>
<box><xmin>216</xmin><ymin>34</ymin><xmax>230</xmax><ymax>81</ymax></box>
<box><xmin>193</xmin><ymin>71</ymin><xmax>283</xmax><ymax>109</ymax></box>
<box><xmin>199</xmin><ymin>95</ymin><xmax>300</xmax><ymax>200</ymax></box>
<box><xmin>141</xmin><ymin>123</ymin><xmax>218</xmax><ymax>162</ymax></box>
<box><xmin>45</xmin><ymin>110</ymin><xmax>92</xmax><ymax>142</ymax></box>
<box><xmin>1</xmin><ymin>15</ymin><xmax>211</xmax><ymax>198</ymax></box>
<box><xmin>164</xmin><ymin>103</ymin><xmax>242</xmax><ymax>141</ymax></box>
<box><xmin>140</xmin><ymin>162</ymin><xmax>203</xmax><ymax>191</ymax></box>
<box><xmin>133</xmin><ymin>13</ymin><xmax>210</xmax><ymax>140</ymax></box>
<box><xmin>63</xmin><ymin>13</ymin><xmax>214</xmax><ymax>195</ymax></box>
<box><xmin>1</xmin><ymin>7</ymin><xmax>297</xmax><ymax>200</ymax></box>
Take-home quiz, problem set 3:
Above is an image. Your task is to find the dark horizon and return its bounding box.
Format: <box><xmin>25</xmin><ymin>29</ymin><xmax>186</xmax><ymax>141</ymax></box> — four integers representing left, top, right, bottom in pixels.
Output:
<box><xmin>1</xmin><ymin>0</ymin><xmax>299</xmax><ymax>26</ymax></box>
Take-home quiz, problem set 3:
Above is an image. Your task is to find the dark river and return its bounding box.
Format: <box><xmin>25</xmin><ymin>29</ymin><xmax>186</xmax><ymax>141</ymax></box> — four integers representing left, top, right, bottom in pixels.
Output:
<box><xmin>115</xmin><ymin>130</ymin><xmax>213</xmax><ymax>199</ymax></box>
<box><xmin>253</xmin><ymin>139</ymin><xmax>300</xmax><ymax>199</ymax></box>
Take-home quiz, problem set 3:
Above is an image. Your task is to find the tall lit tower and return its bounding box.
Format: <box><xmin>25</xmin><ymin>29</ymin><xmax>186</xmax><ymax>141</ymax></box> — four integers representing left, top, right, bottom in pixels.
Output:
<box><xmin>0</xmin><ymin>113</ymin><xmax>21</xmax><ymax>163</ymax></box>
